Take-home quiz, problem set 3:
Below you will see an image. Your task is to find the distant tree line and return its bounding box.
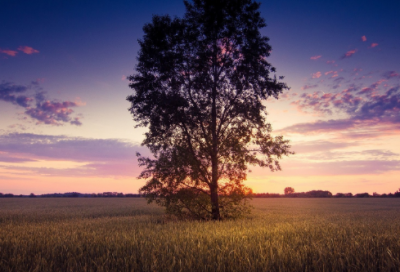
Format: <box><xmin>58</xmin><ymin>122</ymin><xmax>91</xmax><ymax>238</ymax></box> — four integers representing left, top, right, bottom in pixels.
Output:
<box><xmin>1</xmin><ymin>189</ymin><xmax>400</xmax><ymax>198</ymax></box>
<box><xmin>251</xmin><ymin>188</ymin><xmax>400</xmax><ymax>198</ymax></box>
<box><xmin>0</xmin><ymin>192</ymin><xmax>143</xmax><ymax>198</ymax></box>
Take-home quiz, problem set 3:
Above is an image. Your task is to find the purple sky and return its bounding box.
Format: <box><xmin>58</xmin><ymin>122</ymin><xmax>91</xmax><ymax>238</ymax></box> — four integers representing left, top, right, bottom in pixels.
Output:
<box><xmin>1</xmin><ymin>0</ymin><xmax>400</xmax><ymax>194</ymax></box>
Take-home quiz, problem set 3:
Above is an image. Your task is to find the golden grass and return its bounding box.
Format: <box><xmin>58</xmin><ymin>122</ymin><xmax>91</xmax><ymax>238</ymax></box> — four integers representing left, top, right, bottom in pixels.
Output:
<box><xmin>1</xmin><ymin>198</ymin><xmax>400</xmax><ymax>271</ymax></box>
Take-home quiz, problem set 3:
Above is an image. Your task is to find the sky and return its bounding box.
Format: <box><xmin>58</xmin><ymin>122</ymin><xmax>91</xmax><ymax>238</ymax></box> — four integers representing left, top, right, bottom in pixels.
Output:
<box><xmin>1</xmin><ymin>0</ymin><xmax>400</xmax><ymax>195</ymax></box>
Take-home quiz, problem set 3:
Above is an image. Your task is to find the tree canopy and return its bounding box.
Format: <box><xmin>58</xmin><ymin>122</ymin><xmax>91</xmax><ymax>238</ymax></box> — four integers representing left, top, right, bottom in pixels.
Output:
<box><xmin>284</xmin><ymin>187</ymin><xmax>295</xmax><ymax>195</ymax></box>
<box><xmin>127</xmin><ymin>0</ymin><xmax>292</xmax><ymax>220</ymax></box>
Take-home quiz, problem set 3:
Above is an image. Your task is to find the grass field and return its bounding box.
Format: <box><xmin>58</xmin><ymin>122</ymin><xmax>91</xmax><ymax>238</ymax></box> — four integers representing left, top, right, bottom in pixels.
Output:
<box><xmin>1</xmin><ymin>198</ymin><xmax>400</xmax><ymax>271</ymax></box>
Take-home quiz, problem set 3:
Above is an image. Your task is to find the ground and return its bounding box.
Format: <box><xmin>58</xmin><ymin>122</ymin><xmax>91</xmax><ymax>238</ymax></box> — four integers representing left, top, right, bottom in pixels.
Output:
<box><xmin>1</xmin><ymin>198</ymin><xmax>400</xmax><ymax>271</ymax></box>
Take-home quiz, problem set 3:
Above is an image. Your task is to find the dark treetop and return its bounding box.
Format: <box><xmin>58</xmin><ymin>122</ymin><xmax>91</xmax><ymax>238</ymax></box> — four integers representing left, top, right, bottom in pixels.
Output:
<box><xmin>127</xmin><ymin>0</ymin><xmax>292</xmax><ymax>220</ymax></box>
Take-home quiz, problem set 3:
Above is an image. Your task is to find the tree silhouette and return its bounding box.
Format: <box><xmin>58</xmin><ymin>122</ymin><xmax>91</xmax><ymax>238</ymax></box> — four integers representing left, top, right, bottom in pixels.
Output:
<box><xmin>284</xmin><ymin>187</ymin><xmax>295</xmax><ymax>195</ymax></box>
<box><xmin>128</xmin><ymin>0</ymin><xmax>292</xmax><ymax>220</ymax></box>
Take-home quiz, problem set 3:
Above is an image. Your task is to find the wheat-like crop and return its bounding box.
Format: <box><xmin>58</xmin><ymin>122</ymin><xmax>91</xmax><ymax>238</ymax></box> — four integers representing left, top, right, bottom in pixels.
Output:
<box><xmin>1</xmin><ymin>198</ymin><xmax>399</xmax><ymax>271</ymax></box>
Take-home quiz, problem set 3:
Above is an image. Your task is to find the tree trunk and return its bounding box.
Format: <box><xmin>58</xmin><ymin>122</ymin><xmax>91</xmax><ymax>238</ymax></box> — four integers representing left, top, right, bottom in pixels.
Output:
<box><xmin>211</xmin><ymin>75</ymin><xmax>220</xmax><ymax>220</ymax></box>
<box><xmin>210</xmin><ymin>183</ymin><xmax>220</xmax><ymax>220</ymax></box>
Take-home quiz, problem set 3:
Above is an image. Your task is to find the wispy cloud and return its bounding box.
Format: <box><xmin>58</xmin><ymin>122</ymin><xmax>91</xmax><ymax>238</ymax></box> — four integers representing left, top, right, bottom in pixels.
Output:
<box><xmin>361</xmin><ymin>35</ymin><xmax>367</xmax><ymax>42</ymax></box>
<box><xmin>310</xmin><ymin>55</ymin><xmax>321</xmax><ymax>60</ymax></box>
<box><xmin>341</xmin><ymin>49</ymin><xmax>357</xmax><ymax>59</ymax></box>
<box><xmin>291</xmin><ymin>140</ymin><xmax>356</xmax><ymax>154</ymax></box>
<box><xmin>0</xmin><ymin>46</ymin><xmax>39</xmax><ymax>57</ymax></box>
<box><xmin>301</xmin><ymin>84</ymin><xmax>318</xmax><ymax>91</ymax></box>
<box><xmin>0</xmin><ymin>81</ymin><xmax>32</xmax><ymax>107</ymax></box>
<box><xmin>370</xmin><ymin>43</ymin><xmax>379</xmax><ymax>48</ymax></box>
<box><xmin>278</xmin><ymin>159</ymin><xmax>400</xmax><ymax>176</ymax></box>
<box><xmin>312</xmin><ymin>71</ymin><xmax>322</xmax><ymax>78</ymax></box>
<box><xmin>0</xmin><ymin>48</ymin><xmax>18</xmax><ymax>57</ymax></box>
<box><xmin>285</xmin><ymin>85</ymin><xmax>400</xmax><ymax>136</ymax></box>
<box><xmin>383</xmin><ymin>71</ymin><xmax>400</xmax><ymax>79</ymax></box>
<box><xmin>17</xmin><ymin>46</ymin><xmax>39</xmax><ymax>54</ymax></box>
<box><xmin>0</xmin><ymin>133</ymin><xmax>150</xmax><ymax>177</ymax></box>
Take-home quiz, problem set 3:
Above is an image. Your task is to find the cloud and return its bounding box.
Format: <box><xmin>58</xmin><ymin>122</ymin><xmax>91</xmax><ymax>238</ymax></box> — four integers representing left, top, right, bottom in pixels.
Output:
<box><xmin>341</xmin><ymin>49</ymin><xmax>357</xmax><ymax>59</ymax></box>
<box><xmin>0</xmin><ymin>46</ymin><xmax>39</xmax><ymax>57</ymax></box>
<box><xmin>17</xmin><ymin>46</ymin><xmax>39</xmax><ymax>54</ymax></box>
<box><xmin>0</xmin><ymin>133</ymin><xmax>148</xmax><ymax>162</ymax></box>
<box><xmin>291</xmin><ymin>140</ymin><xmax>356</xmax><ymax>154</ymax></box>
<box><xmin>0</xmin><ymin>153</ymin><xmax>37</xmax><ymax>163</ymax></box>
<box><xmin>25</xmin><ymin>100</ymin><xmax>80</xmax><ymax>126</ymax></box>
<box><xmin>383</xmin><ymin>71</ymin><xmax>400</xmax><ymax>79</ymax></box>
<box><xmin>70</xmin><ymin>117</ymin><xmax>82</xmax><ymax>126</ymax></box>
<box><xmin>301</xmin><ymin>84</ymin><xmax>318</xmax><ymax>91</ymax></box>
<box><xmin>370</xmin><ymin>43</ymin><xmax>378</xmax><ymax>48</ymax></box>
<box><xmin>312</xmin><ymin>71</ymin><xmax>321</xmax><ymax>79</ymax></box>
<box><xmin>281</xmin><ymin>119</ymin><xmax>355</xmax><ymax>134</ymax></box>
<box><xmin>332</xmin><ymin>76</ymin><xmax>345</xmax><ymax>89</ymax></box>
<box><xmin>0</xmin><ymin>81</ymin><xmax>33</xmax><ymax>107</ymax></box>
<box><xmin>325</xmin><ymin>70</ymin><xmax>341</xmax><ymax>78</ymax></box>
<box><xmin>310</xmin><ymin>55</ymin><xmax>321</xmax><ymax>60</ymax></box>
<box><xmin>284</xmin><ymin>85</ymin><xmax>400</xmax><ymax>135</ymax></box>
<box><xmin>0</xmin><ymin>81</ymin><xmax>84</xmax><ymax>126</ymax></box>
<box><xmin>278</xmin><ymin>159</ymin><xmax>400</xmax><ymax>176</ymax></box>
<box><xmin>326</xmin><ymin>60</ymin><xmax>335</xmax><ymax>64</ymax></box>
<box><xmin>0</xmin><ymin>133</ymin><xmax>151</xmax><ymax>177</ymax></box>
<box><xmin>0</xmin><ymin>49</ymin><xmax>18</xmax><ymax>56</ymax></box>
<box><xmin>300</xmin><ymin>149</ymin><xmax>399</xmax><ymax>161</ymax></box>
<box><xmin>361</xmin><ymin>36</ymin><xmax>367</xmax><ymax>42</ymax></box>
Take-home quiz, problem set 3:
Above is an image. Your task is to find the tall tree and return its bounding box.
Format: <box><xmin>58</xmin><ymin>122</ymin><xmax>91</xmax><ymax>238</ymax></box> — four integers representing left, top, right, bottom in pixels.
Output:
<box><xmin>128</xmin><ymin>0</ymin><xmax>292</xmax><ymax>220</ymax></box>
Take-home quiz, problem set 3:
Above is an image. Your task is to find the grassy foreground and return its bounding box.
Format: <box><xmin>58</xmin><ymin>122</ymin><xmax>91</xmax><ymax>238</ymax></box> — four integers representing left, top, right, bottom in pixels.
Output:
<box><xmin>1</xmin><ymin>198</ymin><xmax>400</xmax><ymax>271</ymax></box>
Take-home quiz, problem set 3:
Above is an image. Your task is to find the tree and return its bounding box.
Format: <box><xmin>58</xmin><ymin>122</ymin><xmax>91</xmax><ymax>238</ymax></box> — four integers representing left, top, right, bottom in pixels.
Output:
<box><xmin>284</xmin><ymin>187</ymin><xmax>295</xmax><ymax>195</ymax></box>
<box><xmin>127</xmin><ymin>0</ymin><xmax>292</xmax><ymax>220</ymax></box>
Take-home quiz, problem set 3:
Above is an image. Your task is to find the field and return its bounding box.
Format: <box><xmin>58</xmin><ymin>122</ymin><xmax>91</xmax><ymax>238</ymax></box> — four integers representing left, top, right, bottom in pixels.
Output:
<box><xmin>1</xmin><ymin>198</ymin><xmax>400</xmax><ymax>271</ymax></box>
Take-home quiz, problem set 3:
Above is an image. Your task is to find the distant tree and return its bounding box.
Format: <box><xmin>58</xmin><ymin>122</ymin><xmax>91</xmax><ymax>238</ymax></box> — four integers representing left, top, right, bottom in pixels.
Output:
<box><xmin>29</xmin><ymin>193</ymin><xmax>36</xmax><ymax>198</ymax></box>
<box><xmin>355</xmin><ymin>193</ymin><xmax>370</xmax><ymax>198</ymax></box>
<box><xmin>284</xmin><ymin>187</ymin><xmax>295</xmax><ymax>195</ymax></box>
<box><xmin>305</xmin><ymin>190</ymin><xmax>332</xmax><ymax>197</ymax></box>
<box><xmin>128</xmin><ymin>0</ymin><xmax>292</xmax><ymax>220</ymax></box>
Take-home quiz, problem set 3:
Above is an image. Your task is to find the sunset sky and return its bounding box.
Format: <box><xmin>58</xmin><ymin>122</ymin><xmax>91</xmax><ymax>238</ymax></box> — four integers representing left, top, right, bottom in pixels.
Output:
<box><xmin>1</xmin><ymin>0</ymin><xmax>400</xmax><ymax>195</ymax></box>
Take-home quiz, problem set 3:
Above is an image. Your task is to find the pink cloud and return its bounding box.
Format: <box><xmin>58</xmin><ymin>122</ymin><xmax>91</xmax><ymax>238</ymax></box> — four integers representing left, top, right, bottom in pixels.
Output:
<box><xmin>310</xmin><ymin>55</ymin><xmax>322</xmax><ymax>60</ymax></box>
<box><xmin>0</xmin><ymin>49</ymin><xmax>18</xmax><ymax>56</ymax></box>
<box><xmin>370</xmin><ymin>43</ymin><xmax>378</xmax><ymax>48</ymax></box>
<box><xmin>1</xmin><ymin>81</ymin><xmax>85</xmax><ymax>126</ymax></box>
<box><xmin>70</xmin><ymin>117</ymin><xmax>82</xmax><ymax>126</ymax></box>
<box><xmin>74</xmin><ymin>97</ymin><xmax>86</xmax><ymax>106</ymax></box>
<box><xmin>312</xmin><ymin>71</ymin><xmax>322</xmax><ymax>78</ymax></box>
<box><xmin>361</xmin><ymin>36</ymin><xmax>367</xmax><ymax>42</ymax></box>
<box><xmin>25</xmin><ymin>100</ymin><xmax>78</xmax><ymax>125</ymax></box>
<box><xmin>383</xmin><ymin>71</ymin><xmax>400</xmax><ymax>79</ymax></box>
<box><xmin>285</xmin><ymin>85</ymin><xmax>400</xmax><ymax>137</ymax></box>
<box><xmin>17</xmin><ymin>46</ymin><xmax>39</xmax><ymax>55</ymax></box>
<box><xmin>301</xmin><ymin>84</ymin><xmax>318</xmax><ymax>91</ymax></box>
<box><xmin>341</xmin><ymin>49</ymin><xmax>357</xmax><ymax>59</ymax></box>
<box><xmin>326</xmin><ymin>60</ymin><xmax>335</xmax><ymax>64</ymax></box>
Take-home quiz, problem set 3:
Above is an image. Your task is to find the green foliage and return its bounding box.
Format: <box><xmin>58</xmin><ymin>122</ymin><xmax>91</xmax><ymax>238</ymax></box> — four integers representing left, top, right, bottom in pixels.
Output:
<box><xmin>128</xmin><ymin>0</ymin><xmax>292</xmax><ymax>220</ymax></box>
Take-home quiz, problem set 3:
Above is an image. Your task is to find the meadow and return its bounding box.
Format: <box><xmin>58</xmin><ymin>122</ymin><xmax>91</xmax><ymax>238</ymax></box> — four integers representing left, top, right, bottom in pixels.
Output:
<box><xmin>1</xmin><ymin>198</ymin><xmax>399</xmax><ymax>271</ymax></box>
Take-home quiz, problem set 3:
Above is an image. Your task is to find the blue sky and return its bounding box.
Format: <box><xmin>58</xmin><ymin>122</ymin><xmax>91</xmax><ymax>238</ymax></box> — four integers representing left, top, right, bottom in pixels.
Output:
<box><xmin>1</xmin><ymin>0</ymin><xmax>400</xmax><ymax>194</ymax></box>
